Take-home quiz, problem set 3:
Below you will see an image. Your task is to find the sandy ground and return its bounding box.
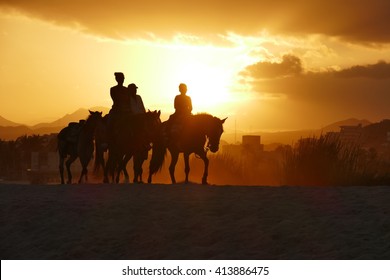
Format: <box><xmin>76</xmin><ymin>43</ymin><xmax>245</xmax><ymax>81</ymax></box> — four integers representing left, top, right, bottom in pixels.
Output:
<box><xmin>1</xmin><ymin>183</ymin><xmax>390</xmax><ymax>260</ymax></box>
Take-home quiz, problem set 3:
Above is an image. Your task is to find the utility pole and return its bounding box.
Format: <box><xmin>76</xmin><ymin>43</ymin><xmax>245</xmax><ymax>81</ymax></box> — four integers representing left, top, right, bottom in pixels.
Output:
<box><xmin>235</xmin><ymin>119</ymin><xmax>237</xmax><ymax>144</ymax></box>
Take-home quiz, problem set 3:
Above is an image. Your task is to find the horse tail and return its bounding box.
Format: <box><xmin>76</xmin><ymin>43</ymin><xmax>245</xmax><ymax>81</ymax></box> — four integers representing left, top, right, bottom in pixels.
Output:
<box><xmin>149</xmin><ymin>134</ymin><xmax>167</xmax><ymax>176</ymax></box>
<box><xmin>93</xmin><ymin>141</ymin><xmax>105</xmax><ymax>174</ymax></box>
<box><xmin>57</xmin><ymin>128</ymin><xmax>68</xmax><ymax>158</ymax></box>
<box><xmin>93</xmin><ymin>144</ymin><xmax>100</xmax><ymax>173</ymax></box>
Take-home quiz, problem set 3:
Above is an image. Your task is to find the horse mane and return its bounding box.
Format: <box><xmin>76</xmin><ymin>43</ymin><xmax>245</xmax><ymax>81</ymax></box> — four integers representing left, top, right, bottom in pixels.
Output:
<box><xmin>193</xmin><ymin>113</ymin><xmax>224</xmax><ymax>131</ymax></box>
<box><xmin>195</xmin><ymin>112</ymin><xmax>213</xmax><ymax>117</ymax></box>
<box><xmin>194</xmin><ymin>113</ymin><xmax>216</xmax><ymax>123</ymax></box>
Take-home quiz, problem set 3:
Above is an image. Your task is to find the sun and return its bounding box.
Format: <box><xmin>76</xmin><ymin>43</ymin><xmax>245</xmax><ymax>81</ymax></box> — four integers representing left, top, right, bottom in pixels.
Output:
<box><xmin>175</xmin><ymin>62</ymin><xmax>232</xmax><ymax>113</ymax></box>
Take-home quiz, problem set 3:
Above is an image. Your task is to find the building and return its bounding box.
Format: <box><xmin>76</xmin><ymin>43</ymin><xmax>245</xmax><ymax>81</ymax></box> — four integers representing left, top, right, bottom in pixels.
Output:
<box><xmin>242</xmin><ymin>135</ymin><xmax>263</xmax><ymax>153</ymax></box>
<box><xmin>222</xmin><ymin>135</ymin><xmax>264</xmax><ymax>158</ymax></box>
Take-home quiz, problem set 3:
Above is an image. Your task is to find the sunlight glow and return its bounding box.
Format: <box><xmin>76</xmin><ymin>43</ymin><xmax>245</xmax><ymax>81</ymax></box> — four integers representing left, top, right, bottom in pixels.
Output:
<box><xmin>170</xmin><ymin>59</ymin><xmax>234</xmax><ymax>114</ymax></box>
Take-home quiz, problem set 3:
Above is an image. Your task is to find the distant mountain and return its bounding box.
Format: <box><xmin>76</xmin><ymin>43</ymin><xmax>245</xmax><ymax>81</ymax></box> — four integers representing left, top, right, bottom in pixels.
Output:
<box><xmin>0</xmin><ymin>115</ymin><xmax>22</xmax><ymax>127</ymax></box>
<box><xmin>362</xmin><ymin>119</ymin><xmax>390</xmax><ymax>149</ymax></box>
<box><xmin>0</xmin><ymin>111</ymin><xmax>379</xmax><ymax>144</ymax></box>
<box><xmin>222</xmin><ymin>118</ymin><xmax>373</xmax><ymax>145</ymax></box>
<box><xmin>0</xmin><ymin>107</ymin><xmax>110</xmax><ymax>140</ymax></box>
<box><xmin>31</xmin><ymin>107</ymin><xmax>110</xmax><ymax>129</ymax></box>
<box><xmin>320</xmin><ymin>118</ymin><xmax>371</xmax><ymax>133</ymax></box>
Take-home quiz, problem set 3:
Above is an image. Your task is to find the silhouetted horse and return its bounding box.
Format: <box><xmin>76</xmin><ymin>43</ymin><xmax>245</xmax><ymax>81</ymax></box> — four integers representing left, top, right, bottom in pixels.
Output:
<box><xmin>148</xmin><ymin>113</ymin><xmax>226</xmax><ymax>184</ymax></box>
<box><xmin>101</xmin><ymin>110</ymin><xmax>161</xmax><ymax>183</ymax></box>
<box><xmin>94</xmin><ymin>116</ymin><xmax>149</xmax><ymax>183</ymax></box>
<box><xmin>94</xmin><ymin>114</ymin><xmax>135</xmax><ymax>183</ymax></box>
<box><xmin>58</xmin><ymin>110</ymin><xmax>103</xmax><ymax>184</ymax></box>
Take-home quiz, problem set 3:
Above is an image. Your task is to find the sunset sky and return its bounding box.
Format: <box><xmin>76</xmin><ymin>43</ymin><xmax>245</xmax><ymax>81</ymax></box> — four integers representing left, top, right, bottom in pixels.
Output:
<box><xmin>2</xmin><ymin>0</ymin><xmax>390</xmax><ymax>132</ymax></box>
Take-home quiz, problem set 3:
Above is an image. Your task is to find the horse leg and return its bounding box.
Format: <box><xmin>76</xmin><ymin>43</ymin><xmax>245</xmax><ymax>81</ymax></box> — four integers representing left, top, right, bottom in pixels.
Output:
<box><xmin>133</xmin><ymin>155</ymin><xmax>139</xmax><ymax>183</ymax></box>
<box><xmin>65</xmin><ymin>155</ymin><xmax>77</xmax><ymax>184</ymax></box>
<box><xmin>78</xmin><ymin>156</ymin><xmax>90</xmax><ymax>184</ymax></box>
<box><xmin>114</xmin><ymin>155</ymin><xmax>122</xmax><ymax>183</ymax></box>
<box><xmin>116</xmin><ymin>158</ymin><xmax>129</xmax><ymax>184</ymax></box>
<box><xmin>59</xmin><ymin>155</ymin><xmax>65</xmax><ymax>184</ymax></box>
<box><xmin>111</xmin><ymin>160</ymin><xmax>116</xmax><ymax>183</ymax></box>
<box><xmin>147</xmin><ymin>153</ymin><xmax>154</xmax><ymax>183</ymax></box>
<box><xmin>122</xmin><ymin>154</ymin><xmax>131</xmax><ymax>184</ymax></box>
<box><xmin>138</xmin><ymin>148</ymin><xmax>148</xmax><ymax>183</ymax></box>
<box><xmin>103</xmin><ymin>152</ymin><xmax>112</xmax><ymax>183</ymax></box>
<box><xmin>138</xmin><ymin>159</ymin><xmax>144</xmax><ymax>183</ymax></box>
<box><xmin>121</xmin><ymin>166</ymin><xmax>130</xmax><ymax>184</ymax></box>
<box><xmin>94</xmin><ymin>142</ymin><xmax>106</xmax><ymax>173</ymax></box>
<box><xmin>169</xmin><ymin>151</ymin><xmax>179</xmax><ymax>184</ymax></box>
<box><xmin>115</xmin><ymin>165</ymin><xmax>121</xmax><ymax>183</ymax></box>
<box><xmin>184</xmin><ymin>152</ymin><xmax>190</xmax><ymax>184</ymax></box>
<box><xmin>107</xmin><ymin>152</ymin><xmax>119</xmax><ymax>184</ymax></box>
<box><xmin>78</xmin><ymin>165</ymin><xmax>87</xmax><ymax>184</ymax></box>
<box><xmin>133</xmin><ymin>153</ymin><xmax>144</xmax><ymax>183</ymax></box>
<box><xmin>200</xmin><ymin>152</ymin><xmax>209</xmax><ymax>185</ymax></box>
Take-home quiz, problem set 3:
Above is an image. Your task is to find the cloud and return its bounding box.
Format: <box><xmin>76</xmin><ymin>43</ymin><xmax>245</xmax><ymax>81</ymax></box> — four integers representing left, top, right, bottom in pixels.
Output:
<box><xmin>241</xmin><ymin>54</ymin><xmax>303</xmax><ymax>79</ymax></box>
<box><xmin>245</xmin><ymin>59</ymin><xmax>390</xmax><ymax>80</ymax></box>
<box><xmin>335</xmin><ymin>60</ymin><xmax>390</xmax><ymax>79</ymax></box>
<box><xmin>1</xmin><ymin>0</ymin><xmax>390</xmax><ymax>43</ymax></box>
<box><xmin>243</xmin><ymin>58</ymin><xmax>390</xmax><ymax>121</ymax></box>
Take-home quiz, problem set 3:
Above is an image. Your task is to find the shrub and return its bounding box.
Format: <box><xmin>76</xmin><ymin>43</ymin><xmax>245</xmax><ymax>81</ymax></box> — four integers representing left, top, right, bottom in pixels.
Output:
<box><xmin>282</xmin><ymin>134</ymin><xmax>389</xmax><ymax>186</ymax></box>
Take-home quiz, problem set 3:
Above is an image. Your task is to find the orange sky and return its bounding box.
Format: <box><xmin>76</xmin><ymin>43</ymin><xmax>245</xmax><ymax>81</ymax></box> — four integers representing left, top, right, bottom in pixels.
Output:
<box><xmin>1</xmin><ymin>0</ymin><xmax>390</xmax><ymax>132</ymax></box>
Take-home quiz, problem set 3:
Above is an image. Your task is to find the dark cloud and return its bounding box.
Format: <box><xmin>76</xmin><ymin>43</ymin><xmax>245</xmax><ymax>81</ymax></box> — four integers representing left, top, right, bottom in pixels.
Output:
<box><xmin>1</xmin><ymin>0</ymin><xmax>390</xmax><ymax>43</ymax></box>
<box><xmin>241</xmin><ymin>54</ymin><xmax>303</xmax><ymax>79</ymax></box>
<box><xmin>245</xmin><ymin>59</ymin><xmax>390</xmax><ymax>80</ymax></box>
<box><xmin>243</xmin><ymin>59</ymin><xmax>390</xmax><ymax>121</ymax></box>
<box><xmin>335</xmin><ymin>61</ymin><xmax>390</xmax><ymax>79</ymax></box>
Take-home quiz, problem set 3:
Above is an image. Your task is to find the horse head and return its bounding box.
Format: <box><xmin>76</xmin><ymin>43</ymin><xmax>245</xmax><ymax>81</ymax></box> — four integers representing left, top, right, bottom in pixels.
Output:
<box><xmin>87</xmin><ymin>110</ymin><xmax>103</xmax><ymax>126</ymax></box>
<box><xmin>207</xmin><ymin>117</ymin><xmax>227</xmax><ymax>153</ymax></box>
<box><xmin>144</xmin><ymin>110</ymin><xmax>162</xmax><ymax>140</ymax></box>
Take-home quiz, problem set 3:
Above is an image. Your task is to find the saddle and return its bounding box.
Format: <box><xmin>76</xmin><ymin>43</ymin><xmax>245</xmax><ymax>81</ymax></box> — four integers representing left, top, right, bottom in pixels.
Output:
<box><xmin>65</xmin><ymin>121</ymin><xmax>85</xmax><ymax>143</ymax></box>
<box><xmin>107</xmin><ymin>111</ymin><xmax>137</xmax><ymax>142</ymax></box>
<box><xmin>166</xmin><ymin>114</ymin><xmax>191</xmax><ymax>146</ymax></box>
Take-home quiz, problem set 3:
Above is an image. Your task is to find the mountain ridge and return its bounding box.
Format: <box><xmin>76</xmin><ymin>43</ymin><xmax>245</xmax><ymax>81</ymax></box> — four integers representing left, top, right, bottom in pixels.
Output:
<box><xmin>0</xmin><ymin>115</ymin><xmax>23</xmax><ymax>127</ymax></box>
<box><xmin>0</xmin><ymin>111</ymin><xmax>378</xmax><ymax>143</ymax></box>
<box><xmin>0</xmin><ymin>107</ymin><xmax>110</xmax><ymax>140</ymax></box>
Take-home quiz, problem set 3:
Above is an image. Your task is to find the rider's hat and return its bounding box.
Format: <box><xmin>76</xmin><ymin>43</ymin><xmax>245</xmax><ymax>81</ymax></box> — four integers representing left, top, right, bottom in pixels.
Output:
<box><xmin>128</xmin><ymin>83</ymin><xmax>138</xmax><ymax>89</ymax></box>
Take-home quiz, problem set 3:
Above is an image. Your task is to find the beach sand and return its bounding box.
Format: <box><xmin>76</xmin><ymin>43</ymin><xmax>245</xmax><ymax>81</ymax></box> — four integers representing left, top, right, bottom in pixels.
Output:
<box><xmin>1</xmin><ymin>183</ymin><xmax>390</xmax><ymax>259</ymax></box>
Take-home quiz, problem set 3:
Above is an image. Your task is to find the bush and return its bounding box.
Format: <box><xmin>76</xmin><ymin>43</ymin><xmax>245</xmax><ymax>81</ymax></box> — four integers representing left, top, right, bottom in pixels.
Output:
<box><xmin>282</xmin><ymin>134</ymin><xmax>389</xmax><ymax>186</ymax></box>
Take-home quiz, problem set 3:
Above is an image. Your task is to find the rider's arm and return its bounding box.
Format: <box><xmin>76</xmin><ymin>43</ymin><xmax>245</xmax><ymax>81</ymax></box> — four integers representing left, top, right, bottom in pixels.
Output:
<box><xmin>138</xmin><ymin>96</ymin><xmax>146</xmax><ymax>113</ymax></box>
<box><xmin>174</xmin><ymin>95</ymin><xmax>179</xmax><ymax>110</ymax></box>
<box><xmin>110</xmin><ymin>87</ymin><xmax>116</xmax><ymax>103</ymax></box>
<box><xmin>188</xmin><ymin>96</ymin><xmax>193</xmax><ymax>113</ymax></box>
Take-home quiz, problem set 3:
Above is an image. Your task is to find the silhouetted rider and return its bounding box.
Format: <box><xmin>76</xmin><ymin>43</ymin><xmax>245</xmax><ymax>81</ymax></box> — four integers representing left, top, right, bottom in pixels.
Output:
<box><xmin>128</xmin><ymin>83</ymin><xmax>149</xmax><ymax>160</ymax></box>
<box><xmin>167</xmin><ymin>83</ymin><xmax>193</xmax><ymax>140</ymax></box>
<box><xmin>110</xmin><ymin>72</ymin><xmax>131</xmax><ymax>114</ymax></box>
<box><xmin>108</xmin><ymin>72</ymin><xmax>131</xmax><ymax>138</ymax></box>
<box><xmin>169</xmin><ymin>83</ymin><xmax>192</xmax><ymax>121</ymax></box>
<box><xmin>174</xmin><ymin>83</ymin><xmax>192</xmax><ymax>117</ymax></box>
<box><xmin>128</xmin><ymin>83</ymin><xmax>146</xmax><ymax>115</ymax></box>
